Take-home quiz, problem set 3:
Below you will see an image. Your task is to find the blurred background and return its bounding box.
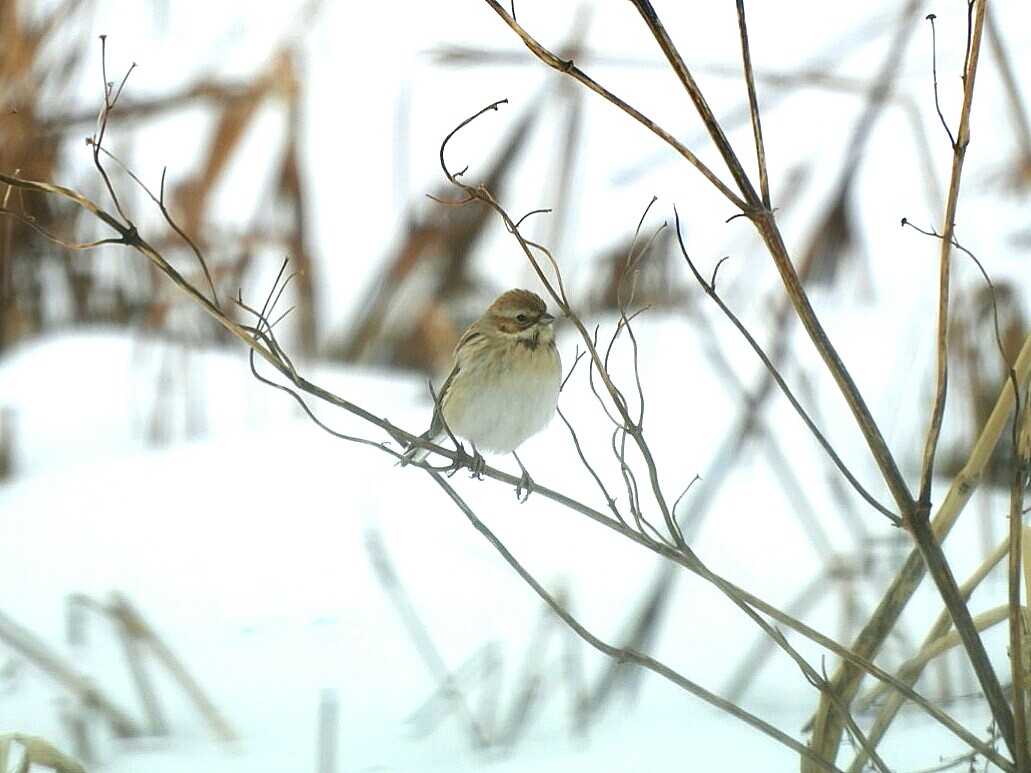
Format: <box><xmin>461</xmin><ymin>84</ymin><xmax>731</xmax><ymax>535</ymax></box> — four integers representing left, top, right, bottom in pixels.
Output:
<box><xmin>0</xmin><ymin>0</ymin><xmax>1028</xmax><ymax>770</ymax></box>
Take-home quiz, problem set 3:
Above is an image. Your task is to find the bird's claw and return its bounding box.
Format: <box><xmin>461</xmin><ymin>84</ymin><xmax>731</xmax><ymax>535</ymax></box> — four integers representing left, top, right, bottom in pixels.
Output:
<box><xmin>515</xmin><ymin>469</ymin><xmax>534</xmax><ymax>503</ymax></box>
<box><xmin>469</xmin><ymin>450</ymin><xmax>486</xmax><ymax>480</ymax></box>
<box><xmin>445</xmin><ymin>446</ymin><xmax>464</xmax><ymax>477</ymax></box>
<box><xmin>446</xmin><ymin>443</ymin><xmax>486</xmax><ymax>480</ymax></box>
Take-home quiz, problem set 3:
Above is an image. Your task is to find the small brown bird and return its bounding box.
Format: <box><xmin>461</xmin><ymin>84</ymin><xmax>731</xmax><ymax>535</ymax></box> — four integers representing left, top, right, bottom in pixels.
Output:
<box><xmin>403</xmin><ymin>289</ymin><xmax>561</xmax><ymax>500</ymax></box>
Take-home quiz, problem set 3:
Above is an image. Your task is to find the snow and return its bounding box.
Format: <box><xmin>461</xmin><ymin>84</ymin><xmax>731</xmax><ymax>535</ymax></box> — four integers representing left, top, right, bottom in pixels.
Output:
<box><xmin>0</xmin><ymin>325</ymin><xmax>1021</xmax><ymax>771</ymax></box>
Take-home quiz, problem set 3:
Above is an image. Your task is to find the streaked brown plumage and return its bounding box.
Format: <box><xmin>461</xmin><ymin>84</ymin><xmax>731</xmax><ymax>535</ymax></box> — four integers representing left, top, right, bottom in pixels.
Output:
<box><xmin>403</xmin><ymin>289</ymin><xmax>561</xmax><ymax>499</ymax></box>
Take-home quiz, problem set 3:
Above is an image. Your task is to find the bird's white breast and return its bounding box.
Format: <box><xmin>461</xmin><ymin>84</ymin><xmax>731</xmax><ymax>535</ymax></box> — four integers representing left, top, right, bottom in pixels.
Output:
<box><xmin>442</xmin><ymin>343</ymin><xmax>561</xmax><ymax>454</ymax></box>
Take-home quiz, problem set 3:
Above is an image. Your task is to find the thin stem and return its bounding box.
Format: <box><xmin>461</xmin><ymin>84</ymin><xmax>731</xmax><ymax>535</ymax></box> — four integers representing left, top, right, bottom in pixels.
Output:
<box><xmin>674</xmin><ymin>211</ymin><xmax>899</xmax><ymax>526</ymax></box>
<box><xmin>628</xmin><ymin>0</ymin><xmax>759</xmax><ymax>203</ymax></box>
<box><xmin>1008</xmin><ymin>456</ymin><xmax>1028</xmax><ymax>773</ymax></box>
<box><xmin>926</xmin><ymin>14</ymin><xmax>958</xmax><ymax>150</ymax></box>
<box><xmin>917</xmin><ymin>0</ymin><xmax>987</xmax><ymax>506</ymax></box>
<box><xmin>908</xmin><ymin>3</ymin><xmax>1015</xmax><ymax>753</ymax></box>
<box><xmin>479</xmin><ymin>1</ymin><xmax>747</xmax><ymax>211</ymax></box>
<box><xmin>735</xmin><ymin>0</ymin><xmax>771</xmax><ymax>209</ymax></box>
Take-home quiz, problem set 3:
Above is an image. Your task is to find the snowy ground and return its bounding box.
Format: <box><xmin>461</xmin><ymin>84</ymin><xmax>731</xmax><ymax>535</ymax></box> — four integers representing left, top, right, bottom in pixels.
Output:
<box><xmin>0</xmin><ymin>325</ymin><xmax>1021</xmax><ymax>772</ymax></box>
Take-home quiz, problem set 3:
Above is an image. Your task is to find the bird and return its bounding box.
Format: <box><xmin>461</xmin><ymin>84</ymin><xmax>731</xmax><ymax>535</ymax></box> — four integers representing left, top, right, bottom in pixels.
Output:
<box><xmin>402</xmin><ymin>288</ymin><xmax>561</xmax><ymax>501</ymax></box>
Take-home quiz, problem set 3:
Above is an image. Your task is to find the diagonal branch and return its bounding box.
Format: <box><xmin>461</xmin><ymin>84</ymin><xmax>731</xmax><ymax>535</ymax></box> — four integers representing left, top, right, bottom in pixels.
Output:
<box><xmin>674</xmin><ymin>213</ymin><xmax>899</xmax><ymax>526</ymax></box>
<box><xmin>628</xmin><ymin>0</ymin><xmax>759</xmax><ymax>203</ymax></box>
<box><xmin>735</xmin><ymin>0</ymin><xmax>770</xmax><ymax>209</ymax></box>
<box><xmin>480</xmin><ymin>1</ymin><xmax>747</xmax><ymax>211</ymax></box>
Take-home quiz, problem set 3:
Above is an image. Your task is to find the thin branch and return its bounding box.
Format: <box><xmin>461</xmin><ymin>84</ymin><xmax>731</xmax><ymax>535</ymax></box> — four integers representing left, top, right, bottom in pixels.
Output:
<box><xmin>926</xmin><ymin>15</ymin><xmax>958</xmax><ymax>150</ymax></box>
<box><xmin>902</xmin><ymin>218</ymin><xmax>1019</xmax><ymax>404</ymax></box>
<box><xmin>627</xmin><ymin>0</ymin><xmax>759</xmax><ymax>203</ymax></box>
<box><xmin>906</xmin><ymin>4</ymin><xmax>1015</xmax><ymax>753</ymax></box>
<box><xmin>1008</xmin><ymin>448</ymin><xmax>1028</xmax><ymax>773</ymax></box>
<box><xmin>0</xmin><ymin>208</ymin><xmax>124</xmax><ymax>250</ymax></box>
<box><xmin>479</xmin><ymin>1</ymin><xmax>747</xmax><ymax>211</ymax></box>
<box><xmin>916</xmin><ymin>0</ymin><xmax>988</xmax><ymax>507</ymax></box>
<box><xmin>837</xmin><ymin>338</ymin><xmax>1031</xmax><ymax>772</ymax></box>
<box><xmin>556</xmin><ymin>406</ymin><xmax>626</xmax><ymax>528</ymax></box>
<box><xmin>674</xmin><ymin>210</ymin><xmax>900</xmax><ymax>526</ymax></box>
<box><xmin>93</xmin><ymin>36</ymin><xmax>135</xmax><ymax>227</ymax></box>
<box><xmin>559</xmin><ymin>346</ymin><xmax>587</xmax><ymax>392</ymax></box>
<box><xmin>710</xmin><ymin>255</ymin><xmax>731</xmax><ymax>292</ymax></box>
<box><xmin>848</xmin><ymin>536</ymin><xmax>1010</xmax><ymax>772</ymax></box>
<box><xmin>85</xmin><ymin>142</ymin><xmax>221</xmax><ymax>308</ymax></box>
<box><xmin>513</xmin><ymin>207</ymin><xmax>551</xmax><ymax>229</ymax></box>
<box><xmin>735</xmin><ymin>0</ymin><xmax>771</xmax><ymax>208</ymax></box>
<box><xmin>1011</xmin><ymin>382</ymin><xmax>1031</xmax><ymax>769</ymax></box>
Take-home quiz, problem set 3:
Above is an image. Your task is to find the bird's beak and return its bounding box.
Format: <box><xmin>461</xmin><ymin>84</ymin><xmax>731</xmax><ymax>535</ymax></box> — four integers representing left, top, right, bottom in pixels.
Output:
<box><xmin>539</xmin><ymin>312</ymin><xmax>555</xmax><ymax>325</ymax></box>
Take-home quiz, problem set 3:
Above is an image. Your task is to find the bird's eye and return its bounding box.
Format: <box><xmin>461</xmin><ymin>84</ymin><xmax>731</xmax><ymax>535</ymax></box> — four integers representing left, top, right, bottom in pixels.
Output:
<box><xmin>515</xmin><ymin>313</ymin><xmax>529</xmax><ymax>324</ymax></box>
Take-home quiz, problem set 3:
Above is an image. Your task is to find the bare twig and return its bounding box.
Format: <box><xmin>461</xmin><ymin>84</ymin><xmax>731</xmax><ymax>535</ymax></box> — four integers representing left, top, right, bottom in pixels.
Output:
<box><xmin>925</xmin><ymin>15</ymin><xmax>958</xmax><ymax>150</ymax></box>
<box><xmin>1008</xmin><ymin>459</ymin><xmax>1028</xmax><ymax>772</ymax></box>
<box><xmin>87</xmin><ymin>144</ymin><xmax>220</xmax><ymax>308</ymax></box>
<box><xmin>1011</xmin><ymin>383</ymin><xmax>1031</xmax><ymax>770</ymax></box>
<box><xmin>617</xmin><ymin>0</ymin><xmax>921</xmax><ymax>536</ymax></box>
<box><xmin>916</xmin><ymin>0</ymin><xmax>987</xmax><ymax>506</ymax></box>
<box><xmin>904</xmin><ymin>4</ymin><xmax>1016</xmax><ymax>752</ymax></box>
<box><xmin>901</xmin><ymin>219</ymin><xmax>1014</xmax><ymax>385</ymax></box>
<box><xmin>555</xmin><ymin>406</ymin><xmax>626</xmax><ymax>527</ymax></box>
<box><xmin>674</xmin><ymin>210</ymin><xmax>900</xmax><ymax>526</ymax></box>
<box><xmin>93</xmin><ymin>36</ymin><xmax>136</xmax><ymax>226</ymax></box>
<box><xmin>480</xmin><ymin>1</ymin><xmax>747</xmax><ymax>211</ymax></box>
<box><xmin>734</xmin><ymin>0</ymin><xmax>771</xmax><ymax>209</ymax></box>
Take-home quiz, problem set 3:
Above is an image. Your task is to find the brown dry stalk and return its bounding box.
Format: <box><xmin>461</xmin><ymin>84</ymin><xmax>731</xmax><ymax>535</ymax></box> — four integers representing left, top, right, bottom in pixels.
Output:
<box><xmin>917</xmin><ymin>0</ymin><xmax>988</xmax><ymax>505</ymax></box>
<box><xmin>1012</xmin><ymin>382</ymin><xmax>1031</xmax><ymax>770</ymax></box>
<box><xmin>0</xmin><ymin>609</ymin><xmax>140</xmax><ymax>737</ymax></box>
<box><xmin>848</xmin><ymin>535</ymin><xmax>1010</xmax><ymax>772</ymax></box>
<box><xmin>480</xmin><ymin>0</ymin><xmax>746</xmax><ymax>210</ymax></box>
<box><xmin>734</xmin><ymin>0</ymin><xmax>770</xmax><ymax>209</ymax></box>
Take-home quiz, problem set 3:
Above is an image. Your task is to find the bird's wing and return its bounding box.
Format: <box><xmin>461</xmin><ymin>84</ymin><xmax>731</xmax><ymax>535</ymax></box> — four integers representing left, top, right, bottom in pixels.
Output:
<box><xmin>401</xmin><ymin>362</ymin><xmax>459</xmax><ymax>465</ymax></box>
<box><xmin>428</xmin><ymin>361</ymin><xmax>460</xmax><ymax>437</ymax></box>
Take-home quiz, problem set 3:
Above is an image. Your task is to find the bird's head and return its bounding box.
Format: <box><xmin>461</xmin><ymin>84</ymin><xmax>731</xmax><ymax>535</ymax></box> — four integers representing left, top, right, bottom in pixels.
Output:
<box><xmin>487</xmin><ymin>289</ymin><xmax>556</xmax><ymax>347</ymax></box>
